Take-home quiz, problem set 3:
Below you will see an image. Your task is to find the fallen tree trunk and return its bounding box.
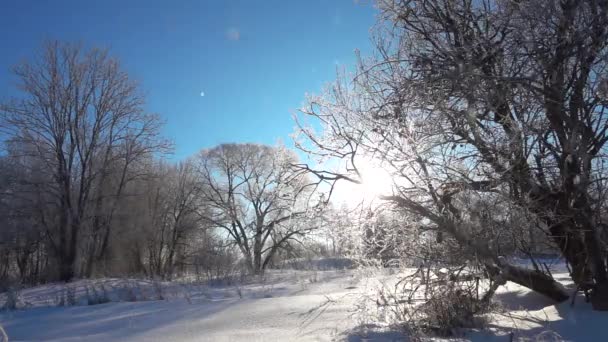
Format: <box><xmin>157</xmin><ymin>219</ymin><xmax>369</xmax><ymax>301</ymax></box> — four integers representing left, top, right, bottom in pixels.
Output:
<box><xmin>383</xmin><ymin>195</ymin><xmax>570</xmax><ymax>303</ymax></box>
<box><xmin>482</xmin><ymin>262</ymin><xmax>569</xmax><ymax>302</ymax></box>
<box><xmin>500</xmin><ymin>264</ymin><xmax>569</xmax><ymax>302</ymax></box>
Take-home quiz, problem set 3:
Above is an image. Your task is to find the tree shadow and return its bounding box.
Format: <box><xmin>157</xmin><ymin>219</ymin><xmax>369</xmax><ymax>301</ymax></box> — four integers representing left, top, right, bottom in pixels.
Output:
<box><xmin>494</xmin><ymin>288</ymin><xmax>561</xmax><ymax>311</ymax></box>
<box><xmin>0</xmin><ymin>297</ymin><xmax>238</xmax><ymax>341</ymax></box>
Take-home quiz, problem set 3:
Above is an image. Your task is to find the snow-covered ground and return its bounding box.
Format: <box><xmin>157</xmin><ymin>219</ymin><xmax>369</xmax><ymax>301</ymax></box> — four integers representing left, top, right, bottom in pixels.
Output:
<box><xmin>470</xmin><ymin>272</ymin><xmax>606</xmax><ymax>342</ymax></box>
<box><xmin>1</xmin><ymin>262</ymin><xmax>607</xmax><ymax>341</ymax></box>
<box><xmin>0</xmin><ymin>269</ymin><xmax>373</xmax><ymax>341</ymax></box>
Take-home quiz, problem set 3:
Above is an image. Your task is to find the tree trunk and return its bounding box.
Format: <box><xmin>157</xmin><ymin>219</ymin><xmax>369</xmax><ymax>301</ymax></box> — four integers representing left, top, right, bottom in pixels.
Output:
<box><xmin>253</xmin><ymin>248</ymin><xmax>262</xmax><ymax>275</ymax></box>
<box><xmin>500</xmin><ymin>264</ymin><xmax>569</xmax><ymax>302</ymax></box>
<box><xmin>591</xmin><ymin>283</ymin><xmax>608</xmax><ymax>310</ymax></box>
<box><xmin>385</xmin><ymin>194</ymin><xmax>571</xmax><ymax>303</ymax></box>
<box><xmin>530</xmin><ymin>189</ymin><xmax>608</xmax><ymax>309</ymax></box>
<box><xmin>253</xmin><ymin>233</ymin><xmax>263</xmax><ymax>275</ymax></box>
<box><xmin>58</xmin><ymin>251</ymin><xmax>76</xmax><ymax>282</ymax></box>
<box><xmin>84</xmin><ymin>236</ymin><xmax>97</xmax><ymax>278</ymax></box>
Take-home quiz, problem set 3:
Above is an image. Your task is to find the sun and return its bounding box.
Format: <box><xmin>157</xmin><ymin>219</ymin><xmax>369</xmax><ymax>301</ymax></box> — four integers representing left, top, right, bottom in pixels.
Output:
<box><xmin>330</xmin><ymin>158</ymin><xmax>394</xmax><ymax>206</ymax></box>
<box><xmin>358</xmin><ymin>162</ymin><xmax>394</xmax><ymax>198</ymax></box>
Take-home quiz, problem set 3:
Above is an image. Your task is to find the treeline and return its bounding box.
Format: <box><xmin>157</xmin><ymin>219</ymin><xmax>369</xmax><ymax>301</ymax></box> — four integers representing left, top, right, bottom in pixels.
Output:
<box><xmin>0</xmin><ymin>42</ymin><xmax>324</xmax><ymax>287</ymax></box>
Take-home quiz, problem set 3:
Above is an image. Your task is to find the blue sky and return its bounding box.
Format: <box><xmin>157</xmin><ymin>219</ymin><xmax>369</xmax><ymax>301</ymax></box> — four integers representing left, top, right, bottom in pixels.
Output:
<box><xmin>0</xmin><ymin>0</ymin><xmax>377</xmax><ymax>160</ymax></box>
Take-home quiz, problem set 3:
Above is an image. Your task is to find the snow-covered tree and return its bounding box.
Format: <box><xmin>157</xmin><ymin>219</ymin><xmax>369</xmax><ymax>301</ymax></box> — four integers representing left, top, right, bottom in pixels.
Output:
<box><xmin>295</xmin><ymin>0</ymin><xmax>608</xmax><ymax>308</ymax></box>
<box><xmin>195</xmin><ymin>143</ymin><xmax>320</xmax><ymax>274</ymax></box>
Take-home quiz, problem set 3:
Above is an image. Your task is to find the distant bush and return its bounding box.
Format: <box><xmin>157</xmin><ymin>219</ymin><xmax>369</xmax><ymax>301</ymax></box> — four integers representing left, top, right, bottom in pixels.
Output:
<box><xmin>86</xmin><ymin>284</ymin><xmax>110</xmax><ymax>305</ymax></box>
<box><xmin>152</xmin><ymin>280</ymin><xmax>165</xmax><ymax>300</ymax></box>
<box><xmin>2</xmin><ymin>286</ymin><xmax>19</xmax><ymax>310</ymax></box>
<box><xmin>65</xmin><ymin>285</ymin><xmax>77</xmax><ymax>306</ymax></box>
<box><xmin>119</xmin><ymin>283</ymin><xmax>138</xmax><ymax>302</ymax></box>
<box><xmin>279</xmin><ymin>257</ymin><xmax>356</xmax><ymax>271</ymax></box>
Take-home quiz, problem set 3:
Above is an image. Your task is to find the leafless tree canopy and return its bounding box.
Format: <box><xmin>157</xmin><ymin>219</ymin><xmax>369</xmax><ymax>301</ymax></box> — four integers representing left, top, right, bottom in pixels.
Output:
<box><xmin>195</xmin><ymin>143</ymin><xmax>320</xmax><ymax>274</ymax></box>
<box><xmin>296</xmin><ymin>0</ymin><xmax>608</xmax><ymax>309</ymax></box>
<box><xmin>0</xmin><ymin>42</ymin><xmax>325</xmax><ymax>285</ymax></box>
<box><xmin>0</xmin><ymin>41</ymin><xmax>170</xmax><ymax>281</ymax></box>
<box><xmin>4</xmin><ymin>2</ymin><xmax>608</xmax><ymax>330</ymax></box>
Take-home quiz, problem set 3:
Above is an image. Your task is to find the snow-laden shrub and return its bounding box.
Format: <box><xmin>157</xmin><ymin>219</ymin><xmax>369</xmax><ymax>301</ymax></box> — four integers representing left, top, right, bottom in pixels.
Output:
<box><xmin>278</xmin><ymin>257</ymin><xmax>356</xmax><ymax>271</ymax></box>
<box><xmin>3</xmin><ymin>286</ymin><xmax>19</xmax><ymax>310</ymax></box>
<box><xmin>180</xmin><ymin>285</ymin><xmax>192</xmax><ymax>304</ymax></box>
<box><xmin>84</xmin><ymin>285</ymin><xmax>93</xmax><ymax>304</ymax></box>
<box><xmin>369</xmin><ymin>263</ymin><xmax>496</xmax><ymax>340</ymax></box>
<box><xmin>86</xmin><ymin>284</ymin><xmax>110</xmax><ymax>305</ymax></box>
<box><xmin>119</xmin><ymin>283</ymin><xmax>138</xmax><ymax>302</ymax></box>
<box><xmin>99</xmin><ymin>284</ymin><xmax>110</xmax><ymax>303</ymax></box>
<box><xmin>308</xmin><ymin>270</ymin><xmax>319</xmax><ymax>283</ymax></box>
<box><xmin>152</xmin><ymin>280</ymin><xmax>165</xmax><ymax>300</ymax></box>
<box><xmin>418</xmin><ymin>281</ymin><xmax>490</xmax><ymax>336</ymax></box>
<box><xmin>65</xmin><ymin>285</ymin><xmax>76</xmax><ymax>306</ymax></box>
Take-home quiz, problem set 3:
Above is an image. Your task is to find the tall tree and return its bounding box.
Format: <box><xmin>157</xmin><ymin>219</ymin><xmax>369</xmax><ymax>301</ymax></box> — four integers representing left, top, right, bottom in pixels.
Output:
<box><xmin>296</xmin><ymin>0</ymin><xmax>608</xmax><ymax>308</ymax></box>
<box><xmin>0</xmin><ymin>41</ymin><xmax>169</xmax><ymax>281</ymax></box>
<box><xmin>195</xmin><ymin>143</ymin><xmax>318</xmax><ymax>274</ymax></box>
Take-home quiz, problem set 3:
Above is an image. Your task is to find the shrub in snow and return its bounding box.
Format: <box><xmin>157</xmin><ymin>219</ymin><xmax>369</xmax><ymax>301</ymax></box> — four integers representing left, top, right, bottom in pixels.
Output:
<box><xmin>297</xmin><ymin>274</ymin><xmax>309</xmax><ymax>291</ymax></box>
<box><xmin>419</xmin><ymin>282</ymin><xmax>490</xmax><ymax>336</ymax></box>
<box><xmin>180</xmin><ymin>285</ymin><xmax>192</xmax><ymax>304</ymax></box>
<box><xmin>65</xmin><ymin>285</ymin><xmax>76</xmax><ymax>306</ymax></box>
<box><xmin>57</xmin><ymin>296</ymin><xmax>64</xmax><ymax>307</ymax></box>
<box><xmin>99</xmin><ymin>284</ymin><xmax>110</xmax><ymax>303</ymax></box>
<box><xmin>120</xmin><ymin>283</ymin><xmax>138</xmax><ymax>302</ymax></box>
<box><xmin>53</xmin><ymin>285</ymin><xmax>77</xmax><ymax>307</ymax></box>
<box><xmin>86</xmin><ymin>284</ymin><xmax>110</xmax><ymax>305</ymax></box>
<box><xmin>152</xmin><ymin>280</ymin><xmax>165</xmax><ymax>300</ymax></box>
<box><xmin>3</xmin><ymin>286</ymin><xmax>19</xmax><ymax>310</ymax></box>
<box><xmin>85</xmin><ymin>285</ymin><xmax>93</xmax><ymax>305</ymax></box>
<box><xmin>308</xmin><ymin>270</ymin><xmax>319</xmax><ymax>284</ymax></box>
<box><xmin>368</xmin><ymin>262</ymin><xmax>497</xmax><ymax>339</ymax></box>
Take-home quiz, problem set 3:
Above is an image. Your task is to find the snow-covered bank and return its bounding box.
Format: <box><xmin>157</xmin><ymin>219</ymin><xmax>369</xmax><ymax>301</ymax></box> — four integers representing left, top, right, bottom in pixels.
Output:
<box><xmin>0</xmin><ymin>269</ymin><xmax>370</xmax><ymax>341</ymax></box>
<box><xmin>1</xmin><ymin>267</ymin><xmax>607</xmax><ymax>341</ymax></box>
